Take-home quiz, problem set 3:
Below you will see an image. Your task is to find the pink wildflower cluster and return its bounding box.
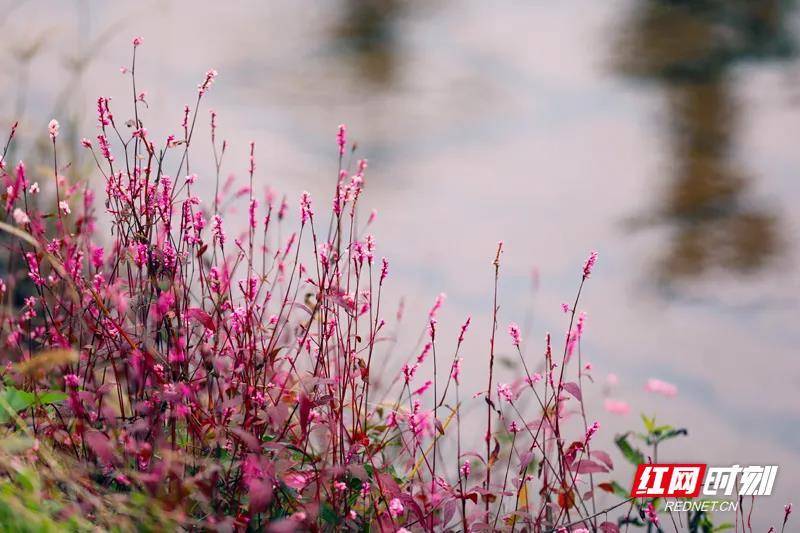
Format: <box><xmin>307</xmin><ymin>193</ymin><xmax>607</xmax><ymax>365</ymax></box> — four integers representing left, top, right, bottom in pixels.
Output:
<box><xmin>0</xmin><ymin>37</ymin><xmax>742</xmax><ymax>533</ymax></box>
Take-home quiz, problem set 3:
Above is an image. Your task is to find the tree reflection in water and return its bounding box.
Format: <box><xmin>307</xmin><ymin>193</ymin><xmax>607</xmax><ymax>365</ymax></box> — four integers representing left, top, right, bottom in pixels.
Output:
<box><xmin>614</xmin><ymin>0</ymin><xmax>796</xmax><ymax>281</ymax></box>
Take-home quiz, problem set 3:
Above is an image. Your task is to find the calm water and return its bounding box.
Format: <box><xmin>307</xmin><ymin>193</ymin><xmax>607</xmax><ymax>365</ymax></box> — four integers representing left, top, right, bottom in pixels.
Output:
<box><xmin>2</xmin><ymin>0</ymin><xmax>799</xmax><ymax>526</ymax></box>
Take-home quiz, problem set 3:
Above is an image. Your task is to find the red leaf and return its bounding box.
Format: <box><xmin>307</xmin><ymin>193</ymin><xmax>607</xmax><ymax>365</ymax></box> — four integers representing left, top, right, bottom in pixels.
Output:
<box><xmin>599</xmin><ymin>521</ymin><xmax>620</xmax><ymax>533</ymax></box>
<box><xmin>557</xmin><ymin>490</ymin><xmax>575</xmax><ymax>510</ymax></box>
<box><xmin>248</xmin><ymin>480</ymin><xmax>273</xmax><ymax>514</ymax></box>
<box><xmin>186</xmin><ymin>307</ymin><xmax>215</xmax><ymax>332</ymax></box>
<box><xmin>299</xmin><ymin>393</ymin><xmax>311</xmax><ymax>437</ymax></box>
<box><xmin>597</xmin><ymin>482</ymin><xmax>615</xmax><ymax>494</ymax></box>
<box><xmin>85</xmin><ymin>430</ymin><xmax>115</xmax><ymax>464</ymax></box>
<box><xmin>230</xmin><ymin>428</ymin><xmax>261</xmax><ymax>452</ymax></box>
<box><xmin>562</xmin><ymin>381</ymin><xmax>582</xmax><ymax>402</ymax></box>
<box><xmin>591</xmin><ymin>450</ymin><xmax>614</xmax><ymax>470</ymax></box>
<box><xmin>573</xmin><ymin>459</ymin><xmax>609</xmax><ymax>474</ymax></box>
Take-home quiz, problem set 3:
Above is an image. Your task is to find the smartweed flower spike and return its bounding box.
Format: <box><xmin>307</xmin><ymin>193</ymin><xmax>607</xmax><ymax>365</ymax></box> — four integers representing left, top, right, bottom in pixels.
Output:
<box><xmin>582</xmin><ymin>250</ymin><xmax>598</xmax><ymax>279</ymax></box>
<box><xmin>198</xmin><ymin>69</ymin><xmax>218</xmax><ymax>96</ymax></box>
<box><xmin>300</xmin><ymin>191</ymin><xmax>313</xmax><ymax>225</ymax></box>
<box><xmin>337</xmin><ymin>124</ymin><xmax>347</xmax><ymax>156</ymax></box>
<box><xmin>585</xmin><ymin>421</ymin><xmax>599</xmax><ymax>444</ymax></box>
<box><xmin>508</xmin><ymin>322</ymin><xmax>521</xmax><ymax>347</ymax></box>
<box><xmin>48</xmin><ymin>119</ymin><xmax>59</xmax><ymax>141</ymax></box>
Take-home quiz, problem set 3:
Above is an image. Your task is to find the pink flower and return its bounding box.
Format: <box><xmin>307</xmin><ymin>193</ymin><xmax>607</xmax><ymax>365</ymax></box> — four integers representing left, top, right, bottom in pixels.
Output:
<box><xmin>401</xmin><ymin>363</ymin><xmax>419</xmax><ymax>384</ymax></box>
<box><xmin>90</xmin><ymin>246</ymin><xmax>104</xmax><ymax>269</ymax></box>
<box><xmin>300</xmin><ymin>191</ymin><xmax>313</xmax><ymax>224</ymax></box>
<box><xmin>566</xmin><ymin>312</ymin><xmax>586</xmax><ymax>360</ymax></box>
<box><xmin>337</xmin><ymin>124</ymin><xmax>347</xmax><ymax>156</ymax></box>
<box><xmin>428</xmin><ymin>292</ymin><xmax>446</xmax><ymax>321</ymax></box>
<box><xmin>497</xmin><ymin>382</ymin><xmax>514</xmax><ymax>403</ymax></box>
<box><xmin>198</xmin><ymin>68</ymin><xmax>218</xmax><ymax>96</ymax></box>
<box><xmin>132</xmin><ymin>36</ymin><xmax>143</xmax><ymax>47</ymax></box>
<box><xmin>585</xmin><ymin>421</ymin><xmax>599</xmax><ymax>443</ymax></box>
<box><xmin>413</xmin><ymin>380</ymin><xmax>432</xmax><ymax>396</ymax></box>
<box><xmin>450</xmin><ymin>357</ymin><xmax>463</xmax><ymax>385</ymax></box>
<box><xmin>508</xmin><ymin>421</ymin><xmax>520</xmax><ymax>433</ymax></box>
<box><xmin>12</xmin><ymin>208</ymin><xmax>29</xmax><ymax>225</ymax></box>
<box><xmin>388</xmin><ymin>497</ymin><xmax>404</xmax><ymax>517</ymax></box>
<box><xmin>96</xmin><ymin>97</ymin><xmax>112</xmax><ymax>127</ymax></box>
<box><xmin>416</xmin><ymin>342</ymin><xmax>431</xmax><ymax>364</ymax></box>
<box><xmin>249</xmin><ymin>198</ymin><xmax>258</xmax><ymax>229</ymax></box>
<box><xmin>461</xmin><ymin>460</ymin><xmax>471</xmax><ymax>478</ymax></box>
<box><xmin>48</xmin><ymin>119</ymin><xmax>59</xmax><ymax>141</ymax></box>
<box><xmin>380</xmin><ymin>257</ymin><xmax>389</xmax><ymax>283</ymax></box>
<box><xmin>525</xmin><ymin>373</ymin><xmax>543</xmax><ymax>386</ymax></box>
<box><xmin>645</xmin><ymin>501</ymin><xmax>659</xmax><ymax>526</ymax></box>
<box><xmin>582</xmin><ymin>250</ymin><xmax>598</xmax><ymax>279</ymax></box>
<box><xmin>80</xmin><ymin>138</ymin><xmax>92</xmax><ymax>148</ymax></box>
<box><xmin>645</xmin><ymin>378</ymin><xmax>677</xmax><ymax>397</ymax></box>
<box><xmin>458</xmin><ymin>316</ymin><xmax>471</xmax><ymax>344</ymax></box>
<box><xmin>97</xmin><ymin>134</ymin><xmax>114</xmax><ymax>161</ymax></box>
<box><xmin>334</xmin><ymin>481</ymin><xmax>347</xmax><ymax>492</ymax></box>
<box><xmin>155</xmin><ymin>291</ymin><xmax>175</xmax><ymax>320</ymax></box>
<box><xmin>58</xmin><ymin>201</ymin><xmax>71</xmax><ymax>215</ymax></box>
<box><xmin>408</xmin><ymin>400</ymin><xmax>433</xmax><ymax>442</ymax></box>
<box><xmin>64</xmin><ymin>374</ymin><xmax>80</xmax><ymax>388</ymax></box>
<box><xmin>508</xmin><ymin>322</ymin><xmax>521</xmax><ymax>347</ymax></box>
<box><xmin>604</xmin><ymin>398</ymin><xmax>630</xmax><ymax>415</ymax></box>
<box><xmin>211</xmin><ymin>215</ymin><xmax>226</xmax><ymax>245</ymax></box>
<box><xmin>25</xmin><ymin>253</ymin><xmax>44</xmax><ymax>286</ymax></box>
<box><xmin>561</xmin><ymin>302</ymin><xmax>570</xmax><ymax>313</ymax></box>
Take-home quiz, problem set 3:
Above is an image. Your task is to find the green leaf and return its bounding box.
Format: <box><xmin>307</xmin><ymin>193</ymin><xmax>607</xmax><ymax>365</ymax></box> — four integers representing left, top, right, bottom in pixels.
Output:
<box><xmin>0</xmin><ymin>388</ymin><xmax>36</xmax><ymax>423</ymax></box>
<box><xmin>610</xmin><ymin>481</ymin><xmax>629</xmax><ymax>499</ymax></box>
<box><xmin>713</xmin><ymin>523</ymin><xmax>735</xmax><ymax>532</ymax></box>
<box><xmin>641</xmin><ymin>414</ymin><xmax>656</xmax><ymax>433</ymax></box>
<box><xmin>319</xmin><ymin>502</ymin><xmax>339</xmax><ymax>525</ymax></box>
<box><xmin>36</xmin><ymin>391</ymin><xmax>68</xmax><ymax>405</ymax></box>
<box><xmin>651</xmin><ymin>428</ymin><xmax>688</xmax><ymax>446</ymax></box>
<box><xmin>615</xmin><ymin>433</ymin><xmax>646</xmax><ymax>465</ymax></box>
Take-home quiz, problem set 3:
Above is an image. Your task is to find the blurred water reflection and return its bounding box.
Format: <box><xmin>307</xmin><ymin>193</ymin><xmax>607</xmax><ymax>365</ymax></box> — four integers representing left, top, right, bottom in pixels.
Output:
<box><xmin>334</xmin><ymin>0</ymin><xmax>402</xmax><ymax>85</ymax></box>
<box><xmin>615</xmin><ymin>0</ymin><xmax>796</xmax><ymax>281</ymax></box>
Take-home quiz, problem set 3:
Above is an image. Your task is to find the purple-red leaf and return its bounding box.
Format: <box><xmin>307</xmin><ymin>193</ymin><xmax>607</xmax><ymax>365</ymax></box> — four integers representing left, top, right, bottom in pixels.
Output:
<box><xmin>573</xmin><ymin>459</ymin><xmax>608</xmax><ymax>474</ymax></box>
<box><xmin>562</xmin><ymin>381</ymin><xmax>582</xmax><ymax>402</ymax></box>
<box><xmin>186</xmin><ymin>307</ymin><xmax>215</xmax><ymax>332</ymax></box>
<box><xmin>85</xmin><ymin>430</ymin><xmax>115</xmax><ymax>464</ymax></box>
<box><xmin>248</xmin><ymin>480</ymin><xmax>273</xmax><ymax>513</ymax></box>
<box><xmin>591</xmin><ymin>450</ymin><xmax>614</xmax><ymax>470</ymax></box>
<box><xmin>299</xmin><ymin>393</ymin><xmax>311</xmax><ymax>437</ymax></box>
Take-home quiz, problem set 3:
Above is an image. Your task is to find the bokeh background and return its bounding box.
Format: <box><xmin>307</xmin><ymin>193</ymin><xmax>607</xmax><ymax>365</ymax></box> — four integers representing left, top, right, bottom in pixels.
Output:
<box><xmin>1</xmin><ymin>0</ymin><xmax>798</xmax><ymax>527</ymax></box>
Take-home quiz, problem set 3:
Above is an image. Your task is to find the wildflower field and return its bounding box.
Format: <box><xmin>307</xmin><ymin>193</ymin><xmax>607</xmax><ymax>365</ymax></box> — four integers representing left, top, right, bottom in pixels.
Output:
<box><xmin>0</xmin><ymin>37</ymin><xmax>792</xmax><ymax>533</ymax></box>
